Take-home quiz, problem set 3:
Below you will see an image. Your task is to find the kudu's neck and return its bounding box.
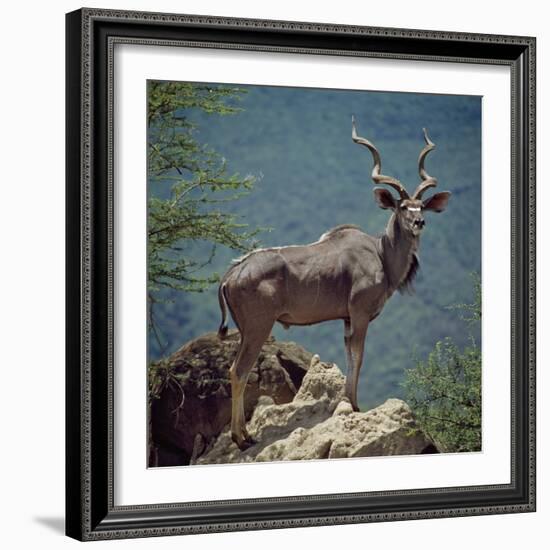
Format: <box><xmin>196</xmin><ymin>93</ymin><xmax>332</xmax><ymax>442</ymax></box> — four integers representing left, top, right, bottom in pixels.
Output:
<box><xmin>380</xmin><ymin>213</ymin><xmax>419</xmax><ymax>294</ymax></box>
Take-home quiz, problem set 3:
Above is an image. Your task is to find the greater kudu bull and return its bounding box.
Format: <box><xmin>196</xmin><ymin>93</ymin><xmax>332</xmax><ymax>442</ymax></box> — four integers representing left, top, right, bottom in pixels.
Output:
<box><xmin>217</xmin><ymin>117</ymin><xmax>451</xmax><ymax>449</ymax></box>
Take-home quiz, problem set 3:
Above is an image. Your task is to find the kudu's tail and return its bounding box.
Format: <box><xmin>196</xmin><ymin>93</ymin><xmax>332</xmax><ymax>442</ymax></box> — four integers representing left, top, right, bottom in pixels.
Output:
<box><xmin>217</xmin><ymin>283</ymin><xmax>229</xmax><ymax>340</ymax></box>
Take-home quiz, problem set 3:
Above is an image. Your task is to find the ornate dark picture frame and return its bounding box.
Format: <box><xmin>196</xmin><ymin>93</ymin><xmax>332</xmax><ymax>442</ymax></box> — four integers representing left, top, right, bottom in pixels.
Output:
<box><xmin>65</xmin><ymin>8</ymin><xmax>536</xmax><ymax>541</ymax></box>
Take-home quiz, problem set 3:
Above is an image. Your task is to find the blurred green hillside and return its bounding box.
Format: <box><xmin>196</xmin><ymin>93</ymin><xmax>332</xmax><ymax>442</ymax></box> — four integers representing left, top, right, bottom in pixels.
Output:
<box><xmin>148</xmin><ymin>82</ymin><xmax>481</xmax><ymax>410</ymax></box>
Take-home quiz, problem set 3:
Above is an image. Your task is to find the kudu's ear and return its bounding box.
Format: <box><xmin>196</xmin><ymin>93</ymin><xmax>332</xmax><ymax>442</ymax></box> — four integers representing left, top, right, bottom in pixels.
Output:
<box><xmin>373</xmin><ymin>188</ymin><xmax>397</xmax><ymax>210</ymax></box>
<box><xmin>423</xmin><ymin>191</ymin><xmax>451</xmax><ymax>213</ymax></box>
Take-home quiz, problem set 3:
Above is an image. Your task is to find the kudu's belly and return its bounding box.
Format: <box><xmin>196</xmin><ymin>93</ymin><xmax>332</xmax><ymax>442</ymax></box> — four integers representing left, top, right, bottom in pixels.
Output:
<box><xmin>275</xmin><ymin>281</ymin><xmax>350</xmax><ymax>326</ymax></box>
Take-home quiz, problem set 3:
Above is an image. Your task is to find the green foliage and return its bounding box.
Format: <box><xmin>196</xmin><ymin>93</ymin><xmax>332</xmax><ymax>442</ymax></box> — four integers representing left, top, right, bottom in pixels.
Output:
<box><xmin>402</xmin><ymin>276</ymin><xmax>482</xmax><ymax>453</ymax></box>
<box><xmin>147</xmin><ymin>81</ymin><xmax>263</xmax><ymax>350</ymax></box>
<box><xmin>447</xmin><ymin>271</ymin><xmax>481</xmax><ymax>327</ymax></box>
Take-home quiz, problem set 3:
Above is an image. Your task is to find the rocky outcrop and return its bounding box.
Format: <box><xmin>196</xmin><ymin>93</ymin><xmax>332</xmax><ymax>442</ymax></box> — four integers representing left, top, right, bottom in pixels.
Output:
<box><xmin>149</xmin><ymin>330</ymin><xmax>313</xmax><ymax>467</ymax></box>
<box><xmin>196</xmin><ymin>355</ymin><xmax>438</xmax><ymax>464</ymax></box>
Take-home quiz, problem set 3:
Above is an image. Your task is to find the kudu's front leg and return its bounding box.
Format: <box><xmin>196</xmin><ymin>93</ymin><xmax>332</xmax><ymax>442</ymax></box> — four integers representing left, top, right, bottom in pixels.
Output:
<box><xmin>343</xmin><ymin>318</ymin><xmax>368</xmax><ymax>412</ymax></box>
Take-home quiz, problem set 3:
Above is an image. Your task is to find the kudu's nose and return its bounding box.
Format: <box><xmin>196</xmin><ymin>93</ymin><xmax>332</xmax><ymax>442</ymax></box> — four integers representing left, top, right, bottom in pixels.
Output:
<box><xmin>414</xmin><ymin>218</ymin><xmax>425</xmax><ymax>228</ymax></box>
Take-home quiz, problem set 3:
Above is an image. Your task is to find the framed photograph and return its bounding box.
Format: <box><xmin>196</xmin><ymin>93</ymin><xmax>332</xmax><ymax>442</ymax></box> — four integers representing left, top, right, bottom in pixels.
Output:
<box><xmin>65</xmin><ymin>8</ymin><xmax>536</xmax><ymax>541</ymax></box>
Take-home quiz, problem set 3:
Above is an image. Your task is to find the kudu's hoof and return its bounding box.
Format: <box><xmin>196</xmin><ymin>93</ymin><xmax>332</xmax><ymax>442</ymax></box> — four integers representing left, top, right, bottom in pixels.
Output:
<box><xmin>231</xmin><ymin>432</ymin><xmax>257</xmax><ymax>451</ymax></box>
<box><xmin>344</xmin><ymin>396</ymin><xmax>361</xmax><ymax>413</ymax></box>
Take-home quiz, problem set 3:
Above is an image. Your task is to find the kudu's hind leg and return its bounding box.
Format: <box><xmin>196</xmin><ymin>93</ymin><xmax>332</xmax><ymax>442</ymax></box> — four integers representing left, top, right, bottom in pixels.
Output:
<box><xmin>229</xmin><ymin>322</ymin><xmax>273</xmax><ymax>450</ymax></box>
<box><xmin>344</xmin><ymin>318</ymin><xmax>368</xmax><ymax>412</ymax></box>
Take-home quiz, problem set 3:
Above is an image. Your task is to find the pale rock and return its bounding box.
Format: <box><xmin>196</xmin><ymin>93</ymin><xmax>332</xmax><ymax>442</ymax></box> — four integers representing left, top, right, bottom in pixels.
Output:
<box><xmin>197</xmin><ymin>357</ymin><xmax>438</xmax><ymax>464</ymax></box>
